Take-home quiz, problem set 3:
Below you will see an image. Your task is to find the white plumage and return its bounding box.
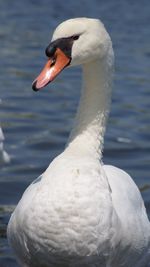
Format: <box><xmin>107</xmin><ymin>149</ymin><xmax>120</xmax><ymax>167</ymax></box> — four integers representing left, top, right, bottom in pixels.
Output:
<box><xmin>0</xmin><ymin>100</ymin><xmax>10</xmax><ymax>164</ymax></box>
<box><xmin>7</xmin><ymin>18</ymin><xmax>150</xmax><ymax>267</ymax></box>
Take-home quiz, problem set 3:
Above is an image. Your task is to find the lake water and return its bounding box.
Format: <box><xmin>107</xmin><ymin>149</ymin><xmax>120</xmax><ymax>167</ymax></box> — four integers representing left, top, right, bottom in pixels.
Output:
<box><xmin>0</xmin><ymin>0</ymin><xmax>150</xmax><ymax>266</ymax></box>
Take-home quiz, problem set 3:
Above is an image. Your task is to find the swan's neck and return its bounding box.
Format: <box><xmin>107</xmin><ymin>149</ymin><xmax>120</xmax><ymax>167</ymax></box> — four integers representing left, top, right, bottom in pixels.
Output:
<box><xmin>66</xmin><ymin>56</ymin><xmax>113</xmax><ymax>160</ymax></box>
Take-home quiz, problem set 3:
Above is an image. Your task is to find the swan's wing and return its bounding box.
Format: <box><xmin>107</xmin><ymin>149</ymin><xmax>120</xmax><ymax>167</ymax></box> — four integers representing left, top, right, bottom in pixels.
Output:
<box><xmin>103</xmin><ymin>165</ymin><xmax>148</xmax><ymax>218</ymax></box>
<box><xmin>103</xmin><ymin>165</ymin><xmax>150</xmax><ymax>266</ymax></box>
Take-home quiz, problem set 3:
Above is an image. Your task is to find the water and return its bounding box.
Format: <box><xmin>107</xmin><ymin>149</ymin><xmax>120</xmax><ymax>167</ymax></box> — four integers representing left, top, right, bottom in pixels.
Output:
<box><xmin>0</xmin><ymin>0</ymin><xmax>150</xmax><ymax>266</ymax></box>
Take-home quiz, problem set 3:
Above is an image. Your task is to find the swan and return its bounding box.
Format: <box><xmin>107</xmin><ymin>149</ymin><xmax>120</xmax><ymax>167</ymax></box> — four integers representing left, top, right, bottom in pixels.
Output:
<box><xmin>7</xmin><ymin>18</ymin><xmax>150</xmax><ymax>267</ymax></box>
<box><xmin>0</xmin><ymin>127</ymin><xmax>9</xmax><ymax>163</ymax></box>
<box><xmin>0</xmin><ymin>100</ymin><xmax>10</xmax><ymax>163</ymax></box>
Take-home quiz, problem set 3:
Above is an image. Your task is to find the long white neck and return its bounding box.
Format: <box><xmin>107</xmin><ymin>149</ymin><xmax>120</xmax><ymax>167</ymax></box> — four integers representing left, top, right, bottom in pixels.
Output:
<box><xmin>65</xmin><ymin>54</ymin><xmax>113</xmax><ymax>161</ymax></box>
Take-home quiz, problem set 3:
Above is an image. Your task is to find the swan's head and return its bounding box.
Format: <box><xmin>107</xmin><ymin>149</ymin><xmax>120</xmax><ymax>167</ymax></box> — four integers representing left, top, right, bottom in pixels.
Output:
<box><xmin>32</xmin><ymin>18</ymin><xmax>112</xmax><ymax>91</ymax></box>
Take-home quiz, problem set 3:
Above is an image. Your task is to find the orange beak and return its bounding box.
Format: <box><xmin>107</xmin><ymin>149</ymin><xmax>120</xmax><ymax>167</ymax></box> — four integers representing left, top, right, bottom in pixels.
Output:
<box><xmin>32</xmin><ymin>48</ymin><xmax>71</xmax><ymax>91</ymax></box>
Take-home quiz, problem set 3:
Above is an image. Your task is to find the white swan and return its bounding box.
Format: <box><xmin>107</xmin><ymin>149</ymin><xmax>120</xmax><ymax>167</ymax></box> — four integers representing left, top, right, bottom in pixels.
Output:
<box><xmin>7</xmin><ymin>18</ymin><xmax>150</xmax><ymax>267</ymax></box>
<box><xmin>0</xmin><ymin>100</ymin><xmax>10</xmax><ymax>163</ymax></box>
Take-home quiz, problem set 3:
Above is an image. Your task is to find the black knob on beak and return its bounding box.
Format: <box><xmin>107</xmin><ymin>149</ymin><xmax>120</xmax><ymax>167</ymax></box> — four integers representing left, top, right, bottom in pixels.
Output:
<box><xmin>45</xmin><ymin>43</ymin><xmax>57</xmax><ymax>58</ymax></box>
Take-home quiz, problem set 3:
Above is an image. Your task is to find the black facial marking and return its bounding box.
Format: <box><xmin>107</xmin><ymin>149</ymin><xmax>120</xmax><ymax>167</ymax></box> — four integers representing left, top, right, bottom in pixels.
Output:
<box><xmin>45</xmin><ymin>37</ymin><xmax>75</xmax><ymax>59</ymax></box>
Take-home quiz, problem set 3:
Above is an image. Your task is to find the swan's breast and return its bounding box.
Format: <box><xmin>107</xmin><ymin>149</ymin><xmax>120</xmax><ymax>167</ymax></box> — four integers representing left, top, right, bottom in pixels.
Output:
<box><xmin>8</xmin><ymin>156</ymin><xmax>114</xmax><ymax>262</ymax></box>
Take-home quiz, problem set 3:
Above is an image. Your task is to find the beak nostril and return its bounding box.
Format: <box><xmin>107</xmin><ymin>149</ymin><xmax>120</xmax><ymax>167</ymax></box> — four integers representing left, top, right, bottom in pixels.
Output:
<box><xmin>50</xmin><ymin>56</ymin><xmax>57</xmax><ymax>67</ymax></box>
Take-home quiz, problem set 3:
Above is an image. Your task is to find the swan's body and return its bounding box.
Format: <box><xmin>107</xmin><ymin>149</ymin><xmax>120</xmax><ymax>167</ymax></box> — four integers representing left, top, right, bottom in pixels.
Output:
<box><xmin>7</xmin><ymin>18</ymin><xmax>150</xmax><ymax>267</ymax></box>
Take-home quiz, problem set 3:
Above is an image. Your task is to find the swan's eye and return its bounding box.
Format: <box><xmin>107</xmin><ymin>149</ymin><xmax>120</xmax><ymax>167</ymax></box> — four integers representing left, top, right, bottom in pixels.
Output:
<box><xmin>72</xmin><ymin>35</ymin><xmax>80</xmax><ymax>41</ymax></box>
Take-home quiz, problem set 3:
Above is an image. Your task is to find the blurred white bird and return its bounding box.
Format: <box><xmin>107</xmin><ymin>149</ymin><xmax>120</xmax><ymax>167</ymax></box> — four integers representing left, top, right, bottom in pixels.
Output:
<box><xmin>0</xmin><ymin>100</ymin><xmax>10</xmax><ymax>164</ymax></box>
